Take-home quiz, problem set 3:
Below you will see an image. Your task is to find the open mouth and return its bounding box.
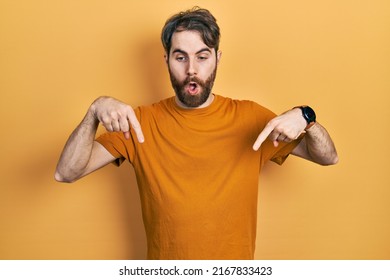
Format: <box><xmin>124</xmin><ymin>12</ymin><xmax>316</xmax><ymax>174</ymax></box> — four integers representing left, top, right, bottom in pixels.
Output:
<box><xmin>186</xmin><ymin>82</ymin><xmax>200</xmax><ymax>95</ymax></box>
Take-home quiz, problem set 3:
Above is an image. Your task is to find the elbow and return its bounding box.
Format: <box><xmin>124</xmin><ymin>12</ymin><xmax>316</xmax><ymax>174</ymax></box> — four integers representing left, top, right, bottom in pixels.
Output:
<box><xmin>54</xmin><ymin>170</ymin><xmax>77</xmax><ymax>183</ymax></box>
<box><xmin>319</xmin><ymin>154</ymin><xmax>339</xmax><ymax>166</ymax></box>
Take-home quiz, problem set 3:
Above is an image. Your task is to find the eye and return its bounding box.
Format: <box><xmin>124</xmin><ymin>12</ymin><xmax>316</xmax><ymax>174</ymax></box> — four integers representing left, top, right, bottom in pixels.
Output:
<box><xmin>198</xmin><ymin>55</ymin><xmax>209</xmax><ymax>61</ymax></box>
<box><xmin>176</xmin><ymin>56</ymin><xmax>187</xmax><ymax>62</ymax></box>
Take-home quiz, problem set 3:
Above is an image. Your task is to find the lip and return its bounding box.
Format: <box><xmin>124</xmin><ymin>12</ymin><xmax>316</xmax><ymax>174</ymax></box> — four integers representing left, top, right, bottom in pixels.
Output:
<box><xmin>186</xmin><ymin>82</ymin><xmax>200</xmax><ymax>95</ymax></box>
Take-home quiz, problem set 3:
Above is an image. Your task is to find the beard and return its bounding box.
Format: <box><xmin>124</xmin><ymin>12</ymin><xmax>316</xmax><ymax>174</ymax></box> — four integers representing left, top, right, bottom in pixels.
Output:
<box><xmin>168</xmin><ymin>66</ymin><xmax>217</xmax><ymax>108</ymax></box>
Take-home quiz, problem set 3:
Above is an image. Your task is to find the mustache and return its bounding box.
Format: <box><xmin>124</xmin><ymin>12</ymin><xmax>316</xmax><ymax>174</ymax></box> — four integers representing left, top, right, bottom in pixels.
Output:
<box><xmin>183</xmin><ymin>76</ymin><xmax>205</xmax><ymax>87</ymax></box>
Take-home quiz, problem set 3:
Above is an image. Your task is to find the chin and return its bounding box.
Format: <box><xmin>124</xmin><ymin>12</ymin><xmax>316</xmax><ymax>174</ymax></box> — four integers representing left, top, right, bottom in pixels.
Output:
<box><xmin>178</xmin><ymin>91</ymin><xmax>210</xmax><ymax>108</ymax></box>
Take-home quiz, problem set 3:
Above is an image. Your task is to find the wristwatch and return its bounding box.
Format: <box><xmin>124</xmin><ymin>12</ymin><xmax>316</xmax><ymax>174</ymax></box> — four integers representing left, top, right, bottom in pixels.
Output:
<box><xmin>295</xmin><ymin>106</ymin><xmax>316</xmax><ymax>130</ymax></box>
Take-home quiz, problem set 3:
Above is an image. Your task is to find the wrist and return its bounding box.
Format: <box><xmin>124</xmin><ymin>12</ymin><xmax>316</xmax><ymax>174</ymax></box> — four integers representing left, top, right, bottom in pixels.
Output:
<box><xmin>86</xmin><ymin>102</ymin><xmax>101</xmax><ymax>127</ymax></box>
<box><xmin>90</xmin><ymin>96</ymin><xmax>107</xmax><ymax>121</ymax></box>
<box><xmin>293</xmin><ymin>105</ymin><xmax>316</xmax><ymax>131</ymax></box>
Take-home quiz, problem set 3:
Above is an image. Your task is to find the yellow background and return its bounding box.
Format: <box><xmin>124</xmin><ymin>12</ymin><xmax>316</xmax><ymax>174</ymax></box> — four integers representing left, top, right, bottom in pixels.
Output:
<box><xmin>1</xmin><ymin>0</ymin><xmax>389</xmax><ymax>259</ymax></box>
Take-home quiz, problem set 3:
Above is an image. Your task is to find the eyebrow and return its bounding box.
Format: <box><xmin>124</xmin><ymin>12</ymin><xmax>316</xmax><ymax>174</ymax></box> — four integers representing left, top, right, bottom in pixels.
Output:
<box><xmin>172</xmin><ymin>48</ymin><xmax>212</xmax><ymax>55</ymax></box>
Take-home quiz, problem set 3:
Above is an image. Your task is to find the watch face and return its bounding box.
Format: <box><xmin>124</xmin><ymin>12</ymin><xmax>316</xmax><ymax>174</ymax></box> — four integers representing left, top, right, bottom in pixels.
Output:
<box><xmin>303</xmin><ymin>106</ymin><xmax>316</xmax><ymax>123</ymax></box>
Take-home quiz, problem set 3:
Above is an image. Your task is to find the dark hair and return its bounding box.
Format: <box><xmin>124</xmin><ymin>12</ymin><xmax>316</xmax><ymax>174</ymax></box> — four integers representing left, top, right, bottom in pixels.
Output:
<box><xmin>161</xmin><ymin>7</ymin><xmax>220</xmax><ymax>55</ymax></box>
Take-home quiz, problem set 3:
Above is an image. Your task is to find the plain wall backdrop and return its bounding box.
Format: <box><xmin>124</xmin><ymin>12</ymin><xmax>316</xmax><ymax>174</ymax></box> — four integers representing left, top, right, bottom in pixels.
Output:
<box><xmin>0</xmin><ymin>0</ymin><xmax>389</xmax><ymax>259</ymax></box>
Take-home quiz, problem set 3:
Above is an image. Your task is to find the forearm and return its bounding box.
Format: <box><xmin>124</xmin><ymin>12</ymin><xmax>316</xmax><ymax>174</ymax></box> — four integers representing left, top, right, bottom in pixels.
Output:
<box><xmin>55</xmin><ymin>109</ymin><xmax>99</xmax><ymax>182</ymax></box>
<box><xmin>302</xmin><ymin>122</ymin><xmax>338</xmax><ymax>165</ymax></box>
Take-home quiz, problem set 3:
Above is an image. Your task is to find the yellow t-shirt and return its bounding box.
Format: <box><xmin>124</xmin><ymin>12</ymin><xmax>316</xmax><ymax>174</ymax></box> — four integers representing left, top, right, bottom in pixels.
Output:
<box><xmin>96</xmin><ymin>95</ymin><xmax>300</xmax><ymax>259</ymax></box>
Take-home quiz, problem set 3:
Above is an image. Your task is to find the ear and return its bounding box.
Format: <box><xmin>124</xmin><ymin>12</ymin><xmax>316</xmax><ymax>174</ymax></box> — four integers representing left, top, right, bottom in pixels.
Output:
<box><xmin>216</xmin><ymin>50</ymin><xmax>222</xmax><ymax>64</ymax></box>
<box><xmin>164</xmin><ymin>53</ymin><xmax>168</xmax><ymax>64</ymax></box>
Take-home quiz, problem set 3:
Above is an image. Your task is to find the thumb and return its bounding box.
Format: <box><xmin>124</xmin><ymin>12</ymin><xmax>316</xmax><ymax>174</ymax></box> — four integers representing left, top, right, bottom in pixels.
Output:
<box><xmin>123</xmin><ymin>131</ymin><xmax>131</xmax><ymax>140</ymax></box>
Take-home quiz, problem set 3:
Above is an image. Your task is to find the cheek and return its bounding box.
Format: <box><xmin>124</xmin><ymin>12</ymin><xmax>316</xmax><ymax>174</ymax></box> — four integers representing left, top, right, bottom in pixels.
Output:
<box><xmin>168</xmin><ymin>62</ymin><xmax>185</xmax><ymax>76</ymax></box>
<box><xmin>201</xmin><ymin>62</ymin><xmax>217</xmax><ymax>77</ymax></box>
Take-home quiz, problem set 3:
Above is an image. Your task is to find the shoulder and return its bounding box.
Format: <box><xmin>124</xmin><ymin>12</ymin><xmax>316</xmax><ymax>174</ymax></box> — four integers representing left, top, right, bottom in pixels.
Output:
<box><xmin>216</xmin><ymin>95</ymin><xmax>275</xmax><ymax>115</ymax></box>
<box><xmin>134</xmin><ymin>97</ymin><xmax>174</xmax><ymax>117</ymax></box>
<box><xmin>218</xmin><ymin>95</ymin><xmax>278</xmax><ymax>131</ymax></box>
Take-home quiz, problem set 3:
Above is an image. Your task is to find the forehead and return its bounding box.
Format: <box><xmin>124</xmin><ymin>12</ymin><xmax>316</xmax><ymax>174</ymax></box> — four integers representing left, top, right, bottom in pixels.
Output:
<box><xmin>170</xmin><ymin>30</ymin><xmax>215</xmax><ymax>55</ymax></box>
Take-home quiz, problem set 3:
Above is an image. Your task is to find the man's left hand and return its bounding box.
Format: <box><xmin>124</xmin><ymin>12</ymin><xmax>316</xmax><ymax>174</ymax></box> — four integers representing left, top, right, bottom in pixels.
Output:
<box><xmin>252</xmin><ymin>108</ymin><xmax>306</xmax><ymax>151</ymax></box>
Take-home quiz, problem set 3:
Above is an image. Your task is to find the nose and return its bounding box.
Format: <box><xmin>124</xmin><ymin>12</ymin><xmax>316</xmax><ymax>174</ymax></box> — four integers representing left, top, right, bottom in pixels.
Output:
<box><xmin>187</xmin><ymin>58</ymin><xmax>197</xmax><ymax>76</ymax></box>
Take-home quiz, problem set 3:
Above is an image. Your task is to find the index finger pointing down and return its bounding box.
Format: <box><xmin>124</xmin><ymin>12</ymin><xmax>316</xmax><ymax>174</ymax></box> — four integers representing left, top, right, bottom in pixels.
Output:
<box><xmin>127</xmin><ymin>109</ymin><xmax>144</xmax><ymax>143</ymax></box>
<box><xmin>252</xmin><ymin>124</ymin><xmax>275</xmax><ymax>151</ymax></box>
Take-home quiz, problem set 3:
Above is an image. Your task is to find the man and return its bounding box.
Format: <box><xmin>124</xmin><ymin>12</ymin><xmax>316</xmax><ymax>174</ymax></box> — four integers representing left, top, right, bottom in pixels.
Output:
<box><xmin>55</xmin><ymin>7</ymin><xmax>338</xmax><ymax>259</ymax></box>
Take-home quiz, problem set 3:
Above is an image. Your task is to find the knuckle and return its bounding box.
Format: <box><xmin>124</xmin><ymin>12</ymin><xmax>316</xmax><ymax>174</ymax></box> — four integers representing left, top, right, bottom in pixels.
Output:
<box><xmin>119</xmin><ymin>121</ymin><xmax>130</xmax><ymax>132</ymax></box>
<box><xmin>112</xmin><ymin>121</ymin><xmax>119</xmax><ymax>128</ymax></box>
<box><xmin>101</xmin><ymin>116</ymin><xmax>110</xmax><ymax>124</ymax></box>
<box><xmin>109</xmin><ymin>111</ymin><xmax>119</xmax><ymax>119</ymax></box>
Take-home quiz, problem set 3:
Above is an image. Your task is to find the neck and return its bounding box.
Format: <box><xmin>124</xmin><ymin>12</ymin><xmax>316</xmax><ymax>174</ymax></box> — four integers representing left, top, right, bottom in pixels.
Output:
<box><xmin>175</xmin><ymin>94</ymin><xmax>215</xmax><ymax>109</ymax></box>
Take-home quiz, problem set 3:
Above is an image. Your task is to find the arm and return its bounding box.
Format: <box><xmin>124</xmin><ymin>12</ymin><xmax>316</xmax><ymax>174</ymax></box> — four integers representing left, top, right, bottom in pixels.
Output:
<box><xmin>252</xmin><ymin>107</ymin><xmax>338</xmax><ymax>166</ymax></box>
<box><xmin>291</xmin><ymin>122</ymin><xmax>338</xmax><ymax>165</ymax></box>
<box><xmin>55</xmin><ymin>96</ymin><xmax>144</xmax><ymax>183</ymax></box>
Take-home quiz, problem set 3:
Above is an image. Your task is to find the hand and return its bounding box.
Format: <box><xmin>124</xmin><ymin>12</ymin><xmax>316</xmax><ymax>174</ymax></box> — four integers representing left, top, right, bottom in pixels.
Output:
<box><xmin>253</xmin><ymin>108</ymin><xmax>306</xmax><ymax>151</ymax></box>
<box><xmin>91</xmin><ymin>96</ymin><xmax>144</xmax><ymax>143</ymax></box>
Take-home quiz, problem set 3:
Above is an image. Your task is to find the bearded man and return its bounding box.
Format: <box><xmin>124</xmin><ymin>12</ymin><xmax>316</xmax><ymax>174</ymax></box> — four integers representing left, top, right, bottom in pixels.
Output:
<box><xmin>55</xmin><ymin>7</ymin><xmax>338</xmax><ymax>260</ymax></box>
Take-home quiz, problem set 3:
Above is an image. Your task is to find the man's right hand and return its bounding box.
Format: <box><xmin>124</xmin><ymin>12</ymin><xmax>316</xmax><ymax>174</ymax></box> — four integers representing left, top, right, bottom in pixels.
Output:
<box><xmin>90</xmin><ymin>96</ymin><xmax>144</xmax><ymax>143</ymax></box>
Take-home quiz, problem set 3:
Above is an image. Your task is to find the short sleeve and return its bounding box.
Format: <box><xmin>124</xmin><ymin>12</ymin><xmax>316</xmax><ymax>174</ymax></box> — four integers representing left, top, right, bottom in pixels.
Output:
<box><xmin>96</xmin><ymin>126</ymin><xmax>140</xmax><ymax>167</ymax></box>
<box><xmin>268</xmin><ymin>137</ymin><xmax>302</xmax><ymax>165</ymax></box>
